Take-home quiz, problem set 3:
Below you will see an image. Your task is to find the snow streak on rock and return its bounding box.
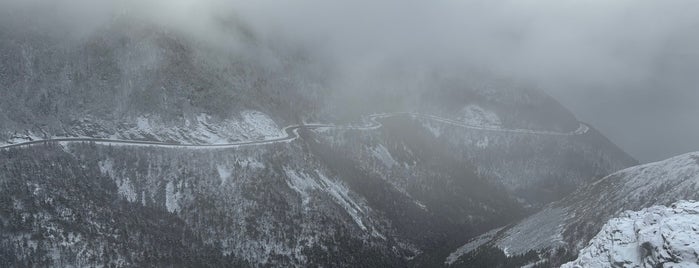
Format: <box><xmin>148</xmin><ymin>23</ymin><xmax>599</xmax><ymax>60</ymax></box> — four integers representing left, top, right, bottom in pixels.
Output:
<box><xmin>165</xmin><ymin>181</ymin><xmax>182</xmax><ymax>213</ymax></box>
<box><xmin>283</xmin><ymin>167</ymin><xmax>368</xmax><ymax>230</ymax></box>
<box><xmin>371</xmin><ymin>144</ymin><xmax>397</xmax><ymax>168</ymax></box>
<box><xmin>117</xmin><ymin>177</ymin><xmax>137</xmax><ymax>203</ymax></box>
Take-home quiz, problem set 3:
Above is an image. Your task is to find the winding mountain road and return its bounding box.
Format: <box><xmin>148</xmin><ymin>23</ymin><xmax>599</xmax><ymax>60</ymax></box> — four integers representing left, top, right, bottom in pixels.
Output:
<box><xmin>0</xmin><ymin>112</ymin><xmax>589</xmax><ymax>150</ymax></box>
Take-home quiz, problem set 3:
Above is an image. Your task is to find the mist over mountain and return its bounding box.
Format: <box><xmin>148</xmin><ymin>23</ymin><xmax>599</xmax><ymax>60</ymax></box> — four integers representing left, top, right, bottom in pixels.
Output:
<box><xmin>4</xmin><ymin>0</ymin><xmax>696</xmax><ymax>161</ymax></box>
<box><xmin>0</xmin><ymin>0</ymin><xmax>696</xmax><ymax>267</ymax></box>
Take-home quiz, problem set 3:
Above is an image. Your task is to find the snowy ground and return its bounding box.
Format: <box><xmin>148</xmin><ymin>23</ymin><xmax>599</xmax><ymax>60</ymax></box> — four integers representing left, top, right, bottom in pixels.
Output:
<box><xmin>447</xmin><ymin>151</ymin><xmax>699</xmax><ymax>266</ymax></box>
<box><xmin>445</xmin><ymin>227</ymin><xmax>504</xmax><ymax>265</ymax></box>
<box><xmin>563</xmin><ymin>200</ymin><xmax>699</xmax><ymax>268</ymax></box>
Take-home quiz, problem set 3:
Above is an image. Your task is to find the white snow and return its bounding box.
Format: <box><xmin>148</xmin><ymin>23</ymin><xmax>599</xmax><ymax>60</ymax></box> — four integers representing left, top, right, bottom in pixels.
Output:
<box><xmin>136</xmin><ymin>116</ymin><xmax>151</xmax><ymax>131</ymax></box>
<box><xmin>117</xmin><ymin>177</ymin><xmax>137</xmax><ymax>203</ymax></box>
<box><xmin>423</xmin><ymin>121</ymin><xmax>442</xmax><ymax>137</ymax></box>
<box><xmin>315</xmin><ymin>170</ymin><xmax>367</xmax><ymax>231</ymax></box>
<box><xmin>217</xmin><ymin>165</ymin><xmax>232</xmax><ymax>185</ymax></box>
<box><xmin>91</xmin><ymin>110</ymin><xmax>285</xmax><ymax>145</ymax></box>
<box><xmin>6</xmin><ymin>130</ymin><xmax>43</xmax><ymax>144</ymax></box>
<box><xmin>191</xmin><ymin>114</ymin><xmax>229</xmax><ymax>144</ymax></box>
<box><xmin>476</xmin><ymin>136</ymin><xmax>489</xmax><ymax>149</ymax></box>
<box><xmin>460</xmin><ymin>105</ymin><xmax>501</xmax><ymax>128</ymax></box>
<box><xmin>613</xmin><ymin>152</ymin><xmax>699</xmax><ymax>202</ymax></box>
<box><xmin>240</xmin><ymin>110</ymin><xmax>283</xmax><ymax>139</ymax></box>
<box><xmin>371</xmin><ymin>144</ymin><xmax>397</xmax><ymax>168</ymax></box>
<box><xmin>240</xmin><ymin>157</ymin><xmax>265</xmax><ymax>169</ymax></box>
<box><xmin>494</xmin><ymin>207</ymin><xmax>567</xmax><ymax>256</ymax></box>
<box><xmin>472</xmin><ymin>151</ymin><xmax>699</xmax><ymax>266</ymax></box>
<box><xmin>283</xmin><ymin>167</ymin><xmax>368</xmax><ymax>230</ymax></box>
<box><xmin>563</xmin><ymin>200</ymin><xmax>699</xmax><ymax>268</ymax></box>
<box><xmin>446</xmin><ymin>227</ymin><xmax>504</xmax><ymax>265</ymax></box>
<box><xmin>141</xmin><ymin>191</ymin><xmax>148</xmax><ymax>206</ymax></box>
<box><xmin>98</xmin><ymin>159</ymin><xmax>114</xmax><ymax>175</ymax></box>
<box><xmin>284</xmin><ymin>168</ymin><xmax>318</xmax><ymax>207</ymax></box>
<box><xmin>165</xmin><ymin>181</ymin><xmax>181</xmax><ymax>213</ymax></box>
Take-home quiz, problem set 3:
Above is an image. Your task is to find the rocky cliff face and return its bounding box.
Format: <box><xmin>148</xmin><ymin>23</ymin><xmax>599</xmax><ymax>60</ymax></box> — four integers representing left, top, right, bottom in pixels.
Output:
<box><xmin>563</xmin><ymin>200</ymin><xmax>699</xmax><ymax>268</ymax></box>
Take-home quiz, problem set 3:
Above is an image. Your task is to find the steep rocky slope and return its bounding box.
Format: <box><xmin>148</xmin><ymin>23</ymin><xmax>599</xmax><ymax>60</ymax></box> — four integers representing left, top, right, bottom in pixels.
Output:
<box><xmin>562</xmin><ymin>200</ymin><xmax>699</xmax><ymax>268</ymax></box>
<box><xmin>449</xmin><ymin>152</ymin><xmax>699</xmax><ymax>267</ymax></box>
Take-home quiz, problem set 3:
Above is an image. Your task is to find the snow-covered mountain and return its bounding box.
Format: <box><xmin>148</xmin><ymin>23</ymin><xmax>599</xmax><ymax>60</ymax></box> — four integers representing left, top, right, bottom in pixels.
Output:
<box><xmin>448</xmin><ymin>151</ymin><xmax>699</xmax><ymax>267</ymax></box>
<box><xmin>562</xmin><ymin>200</ymin><xmax>699</xmax><ymax>268</ymax></box>
<box><xmin>0</xmin><ymin>5</ymin><xmax>639</xmax><ymax>267</ymax></box>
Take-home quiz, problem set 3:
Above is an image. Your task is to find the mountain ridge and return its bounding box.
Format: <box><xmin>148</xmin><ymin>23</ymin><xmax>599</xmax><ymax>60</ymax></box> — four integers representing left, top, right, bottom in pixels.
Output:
<box><xmin>449</xmin><ymin>151</ymin><xmax>699</xmax><ymax>267</ymax></box>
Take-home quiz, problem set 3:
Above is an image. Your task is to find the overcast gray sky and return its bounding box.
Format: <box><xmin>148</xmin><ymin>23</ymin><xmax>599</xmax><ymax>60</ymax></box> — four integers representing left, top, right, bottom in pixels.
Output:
<box><xmin>237</xmin><ymin>0</ymin><xmax>699</xmax><ymax>163</ymax></box>
<box><xmin>3</xmin><ymin>0</ymin><xmax>697</xmax><ymax>162</ymax></box>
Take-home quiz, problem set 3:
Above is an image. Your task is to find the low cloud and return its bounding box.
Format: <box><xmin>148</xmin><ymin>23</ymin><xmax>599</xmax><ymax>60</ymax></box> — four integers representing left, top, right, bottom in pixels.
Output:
<box><xmin>2</xmin><ymin>0</ymin><xmax>697</xmax><ymax>161</ymax></box>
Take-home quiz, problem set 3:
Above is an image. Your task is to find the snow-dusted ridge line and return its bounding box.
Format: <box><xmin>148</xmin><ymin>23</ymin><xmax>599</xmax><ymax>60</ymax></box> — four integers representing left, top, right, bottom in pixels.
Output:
<box><xmin>0</xmin><ymin>113</ymin><xmax>590</xmax><ymax>150</ymax></box>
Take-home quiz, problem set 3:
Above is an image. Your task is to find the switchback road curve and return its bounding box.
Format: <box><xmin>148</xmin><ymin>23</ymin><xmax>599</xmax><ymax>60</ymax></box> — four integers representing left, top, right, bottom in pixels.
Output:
<box><xmin>0</xmin><ymin>113</ymin><xmax>590</xmax><ymax>150</ymax></box>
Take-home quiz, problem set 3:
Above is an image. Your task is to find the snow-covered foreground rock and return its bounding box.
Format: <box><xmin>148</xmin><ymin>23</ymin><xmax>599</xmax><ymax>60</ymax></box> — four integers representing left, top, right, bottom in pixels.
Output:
<box><xmin>447</xmin><ymin>152</ymin><xmax>699</xmax><ymax>267</ymax></box>
<box><xmin>563</xmin><ymin>201</ymin><xmax>699</xmax><ymax>268</ymax></box>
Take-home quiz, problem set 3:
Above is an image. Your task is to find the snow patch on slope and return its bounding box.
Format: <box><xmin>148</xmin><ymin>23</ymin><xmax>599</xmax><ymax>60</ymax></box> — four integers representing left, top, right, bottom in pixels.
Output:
<box><xmin>284</xmin><ymin>168</ymin><xmax>317</xmax><ymax>207</ymax></box>
<box><xmin>126</xmin><ymin>110</ymin><xmax>284</xmax><ymax>144</ymax></box>
<box><xmin>98</xmin><ymin>159</ymin><xmax>114</xmax><ymax>175</ymax></box>
<box><xmin>165</xmin><ymin>181</ymin><xmax>182</xmax><ymax>213</ymax></box>
<box><xmin>240</xmin><ymin>110</ymin><xmax>281</xmax><ymax>139</ymax></box>
<box><xmin>371</xmin><ymin>144</ymin><xmax>397</xmax><ymax>168</ymax></box>
<box><xmin>315</xmin><ymin>171</ymin><xmax>368</xmax><ymax>231</ymax></box>
<box><xmin>446</xmin><ymin>227</ymin><xmax>504</xmax><ymax>265</ymax></box>
<box><xmin>563</xmin><ymin>200</ymin><xmax>699</xmax><ymax>268</ymax></box>
<box><xmin>495</xmin><ymin>207</ymin><xmax>567</xmax><ymax>256</ymax></box>
<box><xmin>99</xmin><ymin>159</ymin><xmax>136</xmax><ymax>202</ymax></box>
<box><xmin>4</xmin><ymin>130</ymin><xmax>45</xmax><ymax>145</ymax></box>
<box><xmin>422</xmin><ymin>121</ymin><xmax>442</xmax><ymax>137</ymax></box>
<box><xmin>460</xmin><ymin>105</ymin><xmax>501</xmax><ymax>128</ymax></box>
<box><xmin>611</xmin><ymin>152</ymin><xmax>699</xmax><ymax>204</ymax></box>
<box><xmin>217</xmin><ymin>165</ymin><xmax>232</xmax><ymax>185</ymax></box>
<box><xmin>117</xmin><ymin>177</ymin><xmax>137</xmax><ymax>203</ymax></box>
<box><xmin>240</xmin><ymin>158</ymin><xmax>265</xmax><ymax>169</ymax></box>
<box><xmin>283</xmin><ymin>167</ymin><xmax>368</xmax><ymax>230</ymax></box>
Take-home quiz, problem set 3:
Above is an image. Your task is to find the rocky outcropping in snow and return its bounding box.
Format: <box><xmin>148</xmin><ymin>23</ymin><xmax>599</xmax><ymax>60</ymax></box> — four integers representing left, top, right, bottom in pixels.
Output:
<box><xmin>563</xmin><ymin>200</ymin><xmax>699</xmax><ymax>268</ymax></box>
<box><xmin>448</xmin><ymin>152</ymin><xmax>699</xmax><ymax>267</ymax></box>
